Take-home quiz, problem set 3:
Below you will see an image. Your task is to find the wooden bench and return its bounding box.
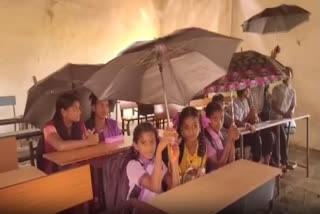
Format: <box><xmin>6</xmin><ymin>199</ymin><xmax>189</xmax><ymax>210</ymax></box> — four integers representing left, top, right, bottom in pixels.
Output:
<box><xmin>120</xmin><ymin>101</ymin><xmax>138</xmax><ymax>135</ymax></box>
<box><xmin>0</xmin><ymin>165</ymin><xmax>93</xmax><ymax>214</ymax></box>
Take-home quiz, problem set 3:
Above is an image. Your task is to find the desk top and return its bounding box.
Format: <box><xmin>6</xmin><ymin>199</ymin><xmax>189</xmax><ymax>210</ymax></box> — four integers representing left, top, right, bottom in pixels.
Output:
<box><xmin>148</xmin><ymin>160</ymin><xmax>281</xmax><ymax>214</ymax></box>
<box><xmin>0</xmin><ymin>166</ymin><xmax>46</xmax><ymax>189</ymax></box>
<box><xmin>240</xmin><ymin>115</ymin><xmax>309</xmax><ymax>135</ymax></box>
<box><xmin>43</xmin><ymin>136</ymin><xmax>132</xmax><ymax>166</ymax></box>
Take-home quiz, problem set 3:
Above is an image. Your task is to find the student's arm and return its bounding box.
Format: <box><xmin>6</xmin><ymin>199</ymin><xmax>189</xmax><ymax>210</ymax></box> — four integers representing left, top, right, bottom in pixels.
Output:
<box><xmin>272</xmin><ymin>100</ymin><xmax>285</xmax><ymax>117</ymax></box>
<box><xmin>165</xmin><ymin>144</ymin><xmax>180</xmax><ymax>189</ymax></box>
<box><xmin>45</xmin><ymin>126</ymin><xmax>99</xmax><ymax>152</ymax></box>
<box><xmin>140</xmin><ymin>128</ymin><xmax>178</xmax><ymax>193</ymax></box>
<box><xmin>207</xmin><ymin>125</ymin><xmax>239</xmax><ymax>169</ymax></box>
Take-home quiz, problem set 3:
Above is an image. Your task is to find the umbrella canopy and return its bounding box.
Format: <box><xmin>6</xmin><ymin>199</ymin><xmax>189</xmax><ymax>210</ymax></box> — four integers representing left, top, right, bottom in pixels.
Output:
<box><xmin>242</xmin><ymin>4</ymin><xmax>310</xmax><ymax>34</ymax></box>
<box><xmin>204</xmin><ymin>50</ymin><xmax>287</xmax><ymax>93</ymax></box>
<box><xmin>85</xmin><ymin>27</ymin><xmax>241</xmax><ymax>106</ymax></box>
<box><xmin>24</xmin><ymin>63</ymin><xmax>104</xmax><ymax>128</ymax></box>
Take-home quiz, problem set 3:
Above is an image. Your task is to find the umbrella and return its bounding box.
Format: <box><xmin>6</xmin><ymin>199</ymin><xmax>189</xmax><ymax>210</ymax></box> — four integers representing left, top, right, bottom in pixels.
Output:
<box><xmin>24</xmin><ymin>63</ymin><xmax>104</xmax><ymax>128</ymax></box>
<box><xmin>85</xmin><ymin>27</ymin><xmax>241</xmax><ymax>123</ymax></box>
<box><xmin>204</xmin><ymin>50</ymin><xmax>287</xmax><ymax>120</ymax></box>
<box><xmin>242</xmin><ymin>4</ymin><xmax>311</xmax><ymax>34</ymax></box>
<box><xmin>204</xmin><ymin>50</ymin><xmax>286</xmax><ymax>93</ymax></box>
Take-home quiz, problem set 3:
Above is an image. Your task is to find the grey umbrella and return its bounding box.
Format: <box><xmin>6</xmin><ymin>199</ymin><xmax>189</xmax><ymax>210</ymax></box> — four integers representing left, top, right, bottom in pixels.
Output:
<box><xmin>85</xmin><ymin>27</ymin><xmax>241</xmax><ymax>123</ymax></box>
<box><xmin>24</xmin><ymin>63</ymin><xmax>104</xmax><ymax>128</ymax></box>
<box><xmin>242</xmin><ymin>4</ymin><xmax>310</xmax><ymax>34</ymax></box>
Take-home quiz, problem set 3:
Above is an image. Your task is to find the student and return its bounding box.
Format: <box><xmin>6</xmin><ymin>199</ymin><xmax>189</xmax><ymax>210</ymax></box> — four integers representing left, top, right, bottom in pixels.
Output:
<box><xmin>85</xmin><ymin>94</ymin><xmax>122</xmax><ymax>142</ymax></box>
<box><xmin>126</xmin><ymin>122</ymin><xmax>180</xmax><ymax>201</ymax></box>
<box><xmin>43</xmin><ymin>93</ymin><xmax>99</xmax><ymax>174</ymax></box>
<box><xmin>204</xmin><ymin>102</ymin><xmax>239</xmax><ymax>171</ymax></box>
<box><xmin>227</xmin><ymin>88</ymin><xmax>262</xmax><ymax>162</ymax></box>
<box><xmin>270</xmin><ymin>66</ymin><xmax>297</xmax><ymax>170</ymax></box>
<box><xmin>174</xmin><ymin>106</ymin><xmax>211</xmax><ymax>179</ymax></box>
<box><xmin>250</xmin><ymin>85</ymin><xmax>275</xmax><ymax>165</ymax></box>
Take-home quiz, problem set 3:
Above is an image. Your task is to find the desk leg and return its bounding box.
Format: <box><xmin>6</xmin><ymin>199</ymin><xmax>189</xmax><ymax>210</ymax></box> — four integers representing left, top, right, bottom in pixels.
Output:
<box><xmin>240</xmin><ymin>135</ymin><xmax>244</xmax><ymax>159</ymax></box>
<box><xmin>306</xmin><ymin>117</ymin><xmax>310</xmax><ymax>178</ymax></box>
<box><xmin>276</xmin><ymin>126</ymin><xmax>281</xmax><ymax>168</ymax></box>
<box><xmin>28</xmin><ymin>140</ymin><xmax>35</xmax><ymax>166</ymax></box>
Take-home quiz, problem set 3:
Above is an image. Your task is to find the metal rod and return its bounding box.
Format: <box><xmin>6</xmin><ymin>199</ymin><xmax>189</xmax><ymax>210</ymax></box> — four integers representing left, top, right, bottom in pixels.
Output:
<box><xmin>306</xmin><ymin>117</ymin><xmax>310</xmax><ymax>178</ymax></box>
<box><xmin>277</xmin><ymin>125</ymin><xmax>281</xmax><ymax>168</ymax></box>
<box><xmin>158</xmin><ymin>63</ymin><xmax>171</xmax><ymax>128</ymax></box>
<box><xmin>240</xmin><ymin>135</ymin><xmax>244</xmax><ymax>159</ymax></box>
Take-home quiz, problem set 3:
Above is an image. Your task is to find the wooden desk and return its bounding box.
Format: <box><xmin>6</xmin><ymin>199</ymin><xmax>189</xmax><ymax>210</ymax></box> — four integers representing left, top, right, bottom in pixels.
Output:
<box><xmin>238</xmin><ymin>115</ymin><xmax>310</xmax><ymax>177</ymax></box>
<box><xmin>43</xmin><ymin>136</ymin><xmax>132</xmax><ymax>166</ymax></box>
<box><xmin>148</xmin><ymin>160</ymin><xmax>281</xmax><ymax>214</ymax></box>
<box><xmin>0</xmin><ymin>166</ymin><xmax>46</xmax><ymax>188</ymax></box>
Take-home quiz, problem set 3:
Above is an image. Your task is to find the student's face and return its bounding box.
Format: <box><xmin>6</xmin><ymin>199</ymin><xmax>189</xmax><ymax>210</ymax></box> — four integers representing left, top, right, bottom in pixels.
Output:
<box><xmin>209</xmin><ymin>110</ymin><xmax>224</xmax><ymax>132</ymax></box>
<box><xmin>61</xmin><ymin>101</ymin><xmax>81</xmax><ymax>122</ymax></box>
<box><xmin>134</xmin><ymin>131</ymin><xmax>157</xmax><ymax>160</ymax></box>
<box><xmin>93</xmin><ymin>100</ymin><xmax>109</xmax><ymax>119</ymax></box>
<box><xmin>181</xmin><ymin>116</ymin><xmax>200</xmax><ymax>143</ymax></box>
<box><xmin>243</xmin><ymin>88</ymin><xmax>250</xmax><ymax>99</ymax></box>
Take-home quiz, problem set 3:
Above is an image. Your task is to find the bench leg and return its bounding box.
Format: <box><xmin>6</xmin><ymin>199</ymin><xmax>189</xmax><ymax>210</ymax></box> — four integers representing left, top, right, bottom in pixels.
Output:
<box><xmin>127</xmin><ymin>121</ymin><xmax>131</xmax><ymax>136</ymax></box>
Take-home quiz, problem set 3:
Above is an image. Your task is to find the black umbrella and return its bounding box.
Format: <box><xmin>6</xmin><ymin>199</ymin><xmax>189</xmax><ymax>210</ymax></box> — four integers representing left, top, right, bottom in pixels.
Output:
<box><xmin>242</xmin><ymin>4</ymin><xmax>310</xmax><ymax>34</ymax></box>
<box><xmin>24</xmin><ymin>63</ymin><xmax>104</xmax><ymax>128</ymax></box>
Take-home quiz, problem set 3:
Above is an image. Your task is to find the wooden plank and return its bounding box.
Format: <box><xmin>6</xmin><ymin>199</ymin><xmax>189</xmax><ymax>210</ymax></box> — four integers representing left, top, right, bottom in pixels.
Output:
<box><xmin>0</xmin><ymin>165</ymin><xmax>93</xmax><ymax>214</ymax></box>
<box><xmin>0</xmin><ymin>137</ymin><xmax>18</xmax><ymax>173</ymax></box>
<box><xmin>0</xmin><ymin>166</ymin><xmax>46</xmax><ymax>188</ymax></box>
<box><xmin>43</xmin><ymin>136</ymin><xmax>132</xmax><ymax>166</ymax></box>
<box><xmin>148</xmin><ymin>160</ymin><xmax>281</xmax><ymax>214</ymax></box>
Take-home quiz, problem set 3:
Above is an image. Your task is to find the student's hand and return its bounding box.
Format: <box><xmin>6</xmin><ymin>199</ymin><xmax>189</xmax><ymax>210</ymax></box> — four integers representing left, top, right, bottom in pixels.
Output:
<box><xmin>228</xmin><ymin>124</ymin><xmax>240</xmax><ymax>141</ymax></box>
<box><xmin>158</xmin><ymin>128</ymin><xmax>178</xmax><ymax>153</ymax></box>
<box><xmin>86</xmin><ymin>130</ymin><xmax>99</xmax><ymax>145</ymax></box>
<box><xmin>196</xmin><ymin>168</ymin><xmax>206</xmax><ymax>178</ymax></box>
<box><xmin>168</xmin><ymin>143</ymin><xmax>180</xmax><ymax>164</ymax></box>
<box><xmin>245</xmin><ymin>123</ymin><xmax>256</xmax><ymax>133</ymax></box>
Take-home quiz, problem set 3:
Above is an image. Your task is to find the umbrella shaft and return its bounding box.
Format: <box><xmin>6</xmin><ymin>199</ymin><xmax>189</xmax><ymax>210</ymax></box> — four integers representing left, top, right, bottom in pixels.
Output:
<box><xmin>158</xmin><ymin>62</ymin><xmax>171</xmax><ymax>128</ymax></box>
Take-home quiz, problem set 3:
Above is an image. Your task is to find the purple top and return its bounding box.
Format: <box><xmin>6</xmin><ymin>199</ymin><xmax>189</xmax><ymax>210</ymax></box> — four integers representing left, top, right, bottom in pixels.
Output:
<box><xmin>126</xmin><ymin>156</ymin><xmax>167</xmax><ymax>202</ymax></box>
<box><xmin>204</xmin><ymin>126</ymin><xmax>224</xmax><ymax>170</ymax></box>
<box><xmin>85</xmin><ymin>118</ymin><xmax>122</xmax><ymax>141</ymax></box>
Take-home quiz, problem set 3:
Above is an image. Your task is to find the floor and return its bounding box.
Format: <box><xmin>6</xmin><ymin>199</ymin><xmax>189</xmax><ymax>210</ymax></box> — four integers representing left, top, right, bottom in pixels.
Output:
<box><xmin>270</xmin><ymin>145</ymin><xmax>320</xmax><ymax>214</ymax></box>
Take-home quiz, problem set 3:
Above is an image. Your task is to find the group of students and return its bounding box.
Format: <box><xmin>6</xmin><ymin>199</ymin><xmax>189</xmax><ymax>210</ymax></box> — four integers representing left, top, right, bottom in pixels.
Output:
<box><xmin>41</xmin><ymin>63</ymin><xmax>296</xmax><ymax>203</ymax></box>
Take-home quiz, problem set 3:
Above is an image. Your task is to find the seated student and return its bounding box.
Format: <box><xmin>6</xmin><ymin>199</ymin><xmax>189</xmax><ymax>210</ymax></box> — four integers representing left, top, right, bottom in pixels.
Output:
<box><xmin>85</xmin><ymin>94</ymin><xmax>122</xmax><ymax>142</ymax></box>
<box><xmin>126</xmin><ymin>122</ymin><xmax>180</xmax><ymax>201</ymax></box>
<box><xmin>251</xmin><ymin>85</ymin><xmax>275</xmax><ymax>165</ymax></box>
<box><xmin>211</xmin><ymin>94</ymin><xmax>233</xmax><ymax>140</ymax></box>
<box><xmin>169</xmin><ymin>106</ymin><xmax>214</xmax><ymax>182</ymax></box>
<box><xmin>227</xmin><ymin>88</ymin><xmax>262</xmax><ymax>162</ymax></box>
<box><xmin>43</xmin><ymin>93</ymin><xmax>99</xmax><ymax>174</ymax></box>
<box><xmin>204</xmin><ymin>102</ymin><xmax>240</xmax><ymax>172</ymax></box>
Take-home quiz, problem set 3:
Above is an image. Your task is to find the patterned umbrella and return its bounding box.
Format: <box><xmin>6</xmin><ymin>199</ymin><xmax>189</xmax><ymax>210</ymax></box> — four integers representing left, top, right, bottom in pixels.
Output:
<box><xmin>204</xmin><ymin>50</ymin><xmax>286</xmax><ymax>93</ymax></box>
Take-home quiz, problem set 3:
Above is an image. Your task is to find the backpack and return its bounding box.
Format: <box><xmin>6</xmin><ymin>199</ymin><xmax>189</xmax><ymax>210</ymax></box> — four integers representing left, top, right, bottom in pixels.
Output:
<box><xmin>102</xmin><ymin>149</ymin><xmax>142</xmax><ymax>213</ymax></box>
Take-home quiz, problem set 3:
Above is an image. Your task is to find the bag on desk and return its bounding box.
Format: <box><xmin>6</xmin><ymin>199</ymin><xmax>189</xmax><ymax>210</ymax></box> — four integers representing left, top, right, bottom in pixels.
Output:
<box><xmin>104</xmin><ymin>135</ymin><xmax>124</xmax><ymax>144</ymax></box>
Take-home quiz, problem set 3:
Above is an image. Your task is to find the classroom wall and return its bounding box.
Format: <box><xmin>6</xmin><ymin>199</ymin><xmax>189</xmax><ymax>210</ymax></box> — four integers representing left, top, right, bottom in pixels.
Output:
<box><xmin>0</xmin><ymin>0</ymin><xmax>159</xmax><ymax>132</ymax></box>
<box><xmin>231</xmin><ymin>0</ymin><xmax>320</xmax><ymax>150</ymax></box>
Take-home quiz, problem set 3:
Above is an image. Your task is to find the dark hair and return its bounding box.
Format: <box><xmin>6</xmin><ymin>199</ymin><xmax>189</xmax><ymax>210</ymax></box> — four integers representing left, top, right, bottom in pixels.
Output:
<box><xmin>53</xmin><ymin>93</ymin><xmax>83</xmax><ymax>140</ymax></box>
<box><xmin>205</xmin><ymin>101</ymin><xmax>223</xmax><ymax>118</ymax></box>
<box><xmin>236</xmin><ymin>89</ymin><xmax>246</xmax><ymax>97</ymax></box>
<box><xmin>177</xmin><ymin>106</ymin><xmax>206</xmax><ymax>157</ymax></box>
<box><xmin>89</xmin><ymin>93</ymin><xmax>112</xmax><ymax>118</ymax></box>
<box><xmin>212</xmin><ymin>94</ymin><xmax>224</xmax><ymax>104</ymax></box>
<box><xmin>129</xmin><ymin>122</ymin><xmax>160</xmax><ymax>160</ymax></box>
